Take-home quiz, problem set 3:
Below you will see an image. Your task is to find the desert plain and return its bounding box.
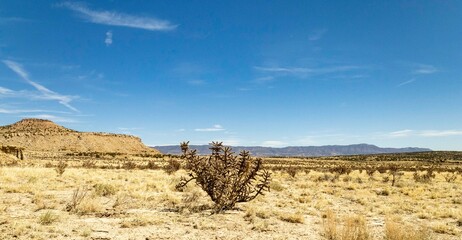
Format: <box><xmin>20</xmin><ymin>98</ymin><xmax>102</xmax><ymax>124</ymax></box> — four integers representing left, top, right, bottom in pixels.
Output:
<box><xmin>0</xmin><ymin>119</ymin><xmax>461</xmax><ymax>240</ymax></box>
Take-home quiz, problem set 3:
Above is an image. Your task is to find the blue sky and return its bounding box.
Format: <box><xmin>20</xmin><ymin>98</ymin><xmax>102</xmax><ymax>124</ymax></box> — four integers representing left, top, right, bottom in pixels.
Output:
<box><xmin>1</xmin><ymin>1</ymin><xmax>462</xmax><ymax>150</ymax></box>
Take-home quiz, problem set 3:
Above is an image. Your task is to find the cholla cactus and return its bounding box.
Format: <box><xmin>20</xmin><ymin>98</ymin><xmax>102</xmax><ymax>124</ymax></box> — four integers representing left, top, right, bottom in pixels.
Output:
<box><xmin>176</xmin><ymin>141</ymin><xmax>271</xmax><ymax>213</ymax></box>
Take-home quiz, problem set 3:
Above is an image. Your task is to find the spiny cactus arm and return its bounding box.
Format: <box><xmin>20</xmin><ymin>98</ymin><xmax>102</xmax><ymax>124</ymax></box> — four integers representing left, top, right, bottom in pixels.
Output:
<box><xmin>209</xmin><ymin>141</ymin><xmax>224</xmax><ymax>159</ymax></box>
<box><xmin>222</xmin><ymin>146</ymin><xmax>233</xmax><ymax>167</ymax></box>
<box><xmin>236</xmin><ymin>151</ymin><xmax>251</xmax><ymax>175</ymax></box>
<box><xmin>180</xmin><ymin>141</ymin><xmax>190</xmax><ymax>154</ymax></box>
<box><xmin>255</xmin><ymin>169</ymin><xmax>271</xmax><ymax>193</ymax></box>
<box><xmin>237</xmin><ymin>169</ymin><xmax>271</xmax><ymax>202</ymax></box>
<box><xmin>231</xmin><ymin>156</ymin><xmax>263</xmax><ymax>200</ymax></box>
<box><xmin>175</xmin><ymin>175</ymin><xmax>196</xmax><ymax>191</ymax></box>
<box><xmin>184</xmin><ymin>149</ymin><xmax>201</xmax><ymax>170</ymax></box>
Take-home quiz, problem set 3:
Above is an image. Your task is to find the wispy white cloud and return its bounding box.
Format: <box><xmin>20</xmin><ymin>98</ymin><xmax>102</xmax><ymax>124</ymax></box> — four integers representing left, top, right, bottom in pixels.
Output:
<box><xmin>384</xmin><ymin>129</ymin><xmax>462</xmax><ymax>138</ymax></box>
<box><xmin>397</xmin><ymin>78</ymin><xmax>416</xmax><ymax>87</ymax></box>
<box><xmin>0</xmin><ymin>86</ymin><xmax>13</xmax><ymax>95</ymax></box>
<box><xmin>0</xmin><ymin>87</ymin><xmax>36</xmax><ymax>99</ymax></box>
<box><xmin>308</xmin><ymin>28</ymin><xmax>328</xmax><ymax>41</ymax></box>
<box><xmin>0</xmin><ymin>108</ymin><xmax>57</xmax><ymax>114</ymax></box>
<box><xmin>0</xmin><ymin>17</ymin><xmax>30</xmax><ymax>24</ymax></box>
<box><xmin>254</xmin><ymin>65</ymin><xmax>362</xmax><ymax>80</ymax></box>
<box><xmin>254</xmin><ymin>76</ymin><xmax>275</xmax><ymax>83</ymax></box>
<box><xmin>21</xmin><ymin>114</ymin><xmax>77</xmax><ymax>123</ymax></box>
<box><xmin>397</xmin><ymin>63</ymin><xmax>437</xmax><ymax>86</ymax></box>
<box><xmin>331</xmin><ymin>74</ymin><xmax>369</xmax><ymax>80</ymax></box>
<box><xmin>385</xmin><ymin>129</ymin><xmax>414</xmax><ymax>138</ymax></box>
<box><xmin>255</xmin><ymin>66</ymin><xmax>313</xmax><ymax>74</ymax></box>
<box><xmin>3</xmin><ymin>60</ymin><xmax>28</xmax><ymax>79</ymax></box>
<box><xmin>27</xmin><ymin>62</ymin><xmax>80</xmax><ymax>71</ymax></box>
<box><xmin>60</xmin><ymin>2</ymin><xmax>177</xmax><ymax>31</ymax></box>
<box><xmin>255</xmin><ymin>66</ymin><xmax>361</xmax><ymax>74</ymax></box>
<box><xmin>195</xmin><ymin>124</ymin><xmax>225</xmax><ymax>132</ymax></box>
<box><xmin>420</xmin><ymin>130</ymin><xmax>462</xmax><ymax>137</ymax></box>
<box><xmin>2</xmin><ymin>60</ymin><xmax>79</xmax><ymax>112</ymax></box>
<box><xmin>105</xmin><ymin>30</ymin><xmax>113</xmax><ymax>46</ymax></box>
<box><xmin>261</xmin><ymin>140</ymin><xmax>287</xmax><ymax>147</ymax></box>
<box><xmin>413</xmin><ymin>64</ymin><xmax>438</xmax><ymax>75</ymax></box>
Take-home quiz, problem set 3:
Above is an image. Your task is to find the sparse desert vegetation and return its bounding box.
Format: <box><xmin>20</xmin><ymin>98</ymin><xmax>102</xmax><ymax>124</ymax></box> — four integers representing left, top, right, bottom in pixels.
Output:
<box><xmin>1</xmin><ymin>149</ymin><xmax>461</xmax><ymax>239</ymax></box>
<box><xmin>4</xmin><ymin>0</ymin><xmax>462</xmax><ymax>239</ymax></box>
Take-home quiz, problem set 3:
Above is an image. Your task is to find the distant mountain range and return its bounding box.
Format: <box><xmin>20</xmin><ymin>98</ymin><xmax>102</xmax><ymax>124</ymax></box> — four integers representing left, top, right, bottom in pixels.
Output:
<box><xmin>153</xmin><ymin>144</ymin><xmax>431</xmax><ymax>157</ymax></box>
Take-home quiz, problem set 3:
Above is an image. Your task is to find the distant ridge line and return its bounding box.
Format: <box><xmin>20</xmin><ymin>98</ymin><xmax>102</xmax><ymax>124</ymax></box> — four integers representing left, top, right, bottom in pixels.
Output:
<box><xmin>153</xmin><ymin>143</ymin><xmax>432</xmax><ymax>157</ymax></box>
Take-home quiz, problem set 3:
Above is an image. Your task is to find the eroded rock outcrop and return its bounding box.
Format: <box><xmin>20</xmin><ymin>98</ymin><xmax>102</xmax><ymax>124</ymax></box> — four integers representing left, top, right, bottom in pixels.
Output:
<box><xmin>0</xmin><ymin>145</ymin><xmax>24</xmax><ymax>160</ymax></box>
<box><xmin>0</xmin><ymin>118</ymin><xmax>159</xmax><ymax>155</ymax></box>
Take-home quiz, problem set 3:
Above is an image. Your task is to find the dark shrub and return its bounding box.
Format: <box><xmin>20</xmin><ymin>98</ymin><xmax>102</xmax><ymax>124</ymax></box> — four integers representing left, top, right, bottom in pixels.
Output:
<box><xmin>176</xmin><ymin>141</ymin><xmax>271</xmax><ymax>213</ymax></box>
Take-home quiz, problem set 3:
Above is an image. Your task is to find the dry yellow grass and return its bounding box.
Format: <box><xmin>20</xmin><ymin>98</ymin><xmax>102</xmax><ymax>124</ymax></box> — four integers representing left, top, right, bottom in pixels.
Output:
<box><xmin>0</xmin><ymin>164</ymin><xmax>461</xmax><ymax>239</ymax></box>
<box><xmin>384</xmin><ymin>217</ymin><xmax>431</xmax><ymax>240</ymax></box>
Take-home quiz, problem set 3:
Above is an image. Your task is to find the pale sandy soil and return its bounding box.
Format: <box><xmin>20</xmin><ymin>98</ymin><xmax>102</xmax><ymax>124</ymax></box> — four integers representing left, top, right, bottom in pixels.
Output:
<box><xmin>0</xmin><ymin>166</ymin><xmax>461</xmax><ymax>239</ymax></box>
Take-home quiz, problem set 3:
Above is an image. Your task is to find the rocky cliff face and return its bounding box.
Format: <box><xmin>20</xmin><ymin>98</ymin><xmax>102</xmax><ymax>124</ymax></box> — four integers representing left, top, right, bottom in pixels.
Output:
<box><xmin>0</xmin><ymin>119</ymin><xmax>159</xmax><ymax>154</ymax></box>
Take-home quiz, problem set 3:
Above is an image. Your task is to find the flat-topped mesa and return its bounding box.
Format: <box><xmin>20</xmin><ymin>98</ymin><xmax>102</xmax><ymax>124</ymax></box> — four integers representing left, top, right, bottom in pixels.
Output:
<box><xmin>0</xmin><ymin>118</ymin><xmax>76</xmax><ymax>134</ymax></box>
<box><xmin>0</xmin><ymin>118</ymin><xmax>160</xmax><ymax>154</ymax></box>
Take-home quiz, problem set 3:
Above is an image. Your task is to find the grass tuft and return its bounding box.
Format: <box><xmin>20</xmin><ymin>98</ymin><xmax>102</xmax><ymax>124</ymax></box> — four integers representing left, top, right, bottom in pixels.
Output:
<box><xmin>38</xmin><ymin>210</ymin><xmax>58</xmax><ymax>225</ymax></box>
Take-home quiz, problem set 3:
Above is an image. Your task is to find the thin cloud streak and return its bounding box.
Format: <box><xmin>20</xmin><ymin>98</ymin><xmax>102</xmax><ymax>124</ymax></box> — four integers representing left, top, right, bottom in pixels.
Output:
<box><xmin>384</xmin><ymin>129</ymin><xmax>462</xmax><ymax>138</ymax></box>
<box><xmin>420</xmin><ymin>130</ymin><xmax>462</xmax><ymax>137</ymax></box>
<box><xmin>255</xmin><ymin>65</ymin><xmax>360</xmax><ymax>74</ymax></box>
<box><xmin>255</xmin><ymin>66</ymin><xmax>313</xmax><ymax>74</ymax></box>
<box><xmin>195</xmin><ymin>124</ymin><xmax>225</xmax><ymax>132</ymax></box>
<box><xmin>413</xmin><ymin>64</ymin><xmax>438</xmax><ymax>75</ymax></box>
<box><xmin>254</xmin><ymin>65</ymin><xmax>362</xmax><ymax>81</ymax></box>
<box><xmin>397</xmin><ymin>78</ymin><xmax>416</xmax><ymax>87</ymax></box>
<box><xmin>61</xmin><ymin>2</ymin><xmax>177</xmax><ymax>31</ymax></box>
<box><xmin>386</xmin><ymin>129</ymin><xmax>414</xmax><ymax>138</ymax></box>
<box><xmin>0</xmin><ymin>108</ymin><xmax>56</xmax><ymax>114</ymax></box>
<box><xmin>0</xmin><ymin>17</ymin><xmax>30</xmax><ymax>24</ymax></box>
<box><xmin>254</xmin><ymin>76</ymin><xmax>275</xmax><ymax>83</ymax></box>
<box><xmin>0</xmin><ymin>86</ymin><xmax>13</xmax><ymax>95</ymax></box>
<box><xmin>2</xmin><ymin>60</ymin><xmax>79</xmax><ymax>112</ymax></box>
<box><xmin>261</xmin><ymin>140</ymin><xmax>287</xmax><ymax>147</ymax></box>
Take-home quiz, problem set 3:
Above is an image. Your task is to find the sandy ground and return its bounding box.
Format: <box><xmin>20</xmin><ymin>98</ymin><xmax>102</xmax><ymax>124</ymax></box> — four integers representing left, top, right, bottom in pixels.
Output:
<box><xmin>0</xmin><ymin>166</ymin><xmax>461</xmax><ymax>239</ymax></box>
